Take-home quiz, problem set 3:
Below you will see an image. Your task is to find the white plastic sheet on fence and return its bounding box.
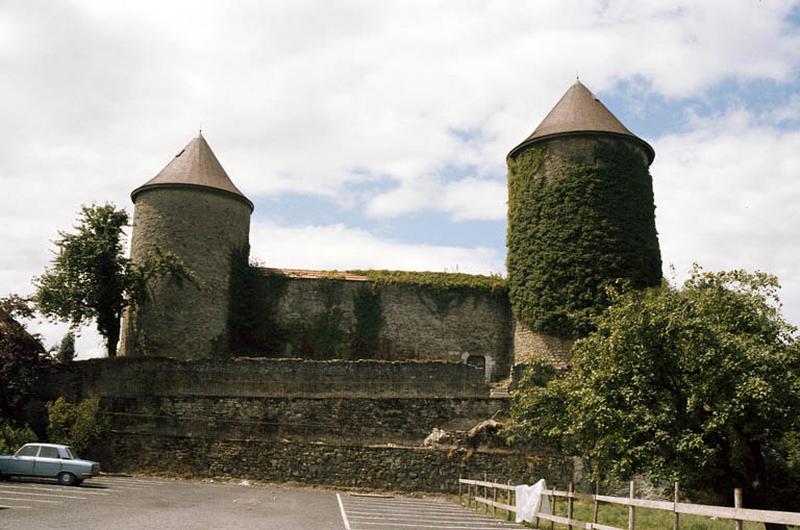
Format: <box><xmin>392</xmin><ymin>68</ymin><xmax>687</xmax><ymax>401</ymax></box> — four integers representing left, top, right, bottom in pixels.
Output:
<box><xmin>515</xmin><ymin>479</ymin><xmax>551</xmax><ymax>523</ymax></box>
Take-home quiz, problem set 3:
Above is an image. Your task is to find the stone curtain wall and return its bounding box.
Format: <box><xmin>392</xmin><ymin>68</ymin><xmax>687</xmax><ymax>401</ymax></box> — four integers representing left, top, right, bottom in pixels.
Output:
<box><xmin>260</xmin><ymin>275</ymin><xmax>513</xmax><ymax>382</ymax></box>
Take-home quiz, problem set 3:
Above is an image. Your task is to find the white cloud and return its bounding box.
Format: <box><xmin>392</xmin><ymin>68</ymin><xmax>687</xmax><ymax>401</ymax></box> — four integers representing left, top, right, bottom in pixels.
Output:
<box><xmin>2</xmin><ymin>0</ymin><xmax>800</xmax><ymax>354</ymax></box>
<box><xmin>366</xmin><ymin>177</ymin><xmax>507</xmax><ymax>221</ymax></box>
<box><xmin>652</xmin><ymin>109</ymin><xmax>800</xmax><ymax>327</ymax></box>
<box><xmin>249</xmin><ymin>221</ymin><xmax>503</xmax><ymax>275</ymax></box>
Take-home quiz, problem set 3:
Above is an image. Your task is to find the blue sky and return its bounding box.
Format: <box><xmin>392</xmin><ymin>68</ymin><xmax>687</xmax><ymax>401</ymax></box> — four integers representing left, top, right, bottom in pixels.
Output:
<box><xmin>1</xmin><ymin>1</ymin><xmax>799</xmax><ymax>356</ymax></box>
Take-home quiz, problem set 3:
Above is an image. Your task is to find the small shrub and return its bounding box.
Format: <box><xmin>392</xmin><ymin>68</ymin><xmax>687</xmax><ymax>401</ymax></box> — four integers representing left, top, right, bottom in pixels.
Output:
<box><xmin>46</xmin><ymin>397</ymin><xmax>109</xmax><ymax>455</ymax></box>
<box><xmin>0</xmin><ymin>417</ymin><xmax>37</xmax><ymax>454</ymax></box>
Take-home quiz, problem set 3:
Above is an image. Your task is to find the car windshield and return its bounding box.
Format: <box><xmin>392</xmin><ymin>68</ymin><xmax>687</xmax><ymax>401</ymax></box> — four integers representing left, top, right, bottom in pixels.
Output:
<box><xmin>63</xmin><ymin>447</ymin><xmax>75</xmax><ymax>459</ymax></box>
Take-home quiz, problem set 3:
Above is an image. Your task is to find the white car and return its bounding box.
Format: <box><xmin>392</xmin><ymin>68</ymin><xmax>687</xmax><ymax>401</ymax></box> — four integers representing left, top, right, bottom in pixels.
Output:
<box><xmin>0</xmin><ymin>443</ymin><xmax>100</xmax><ymax>486</ymax></box>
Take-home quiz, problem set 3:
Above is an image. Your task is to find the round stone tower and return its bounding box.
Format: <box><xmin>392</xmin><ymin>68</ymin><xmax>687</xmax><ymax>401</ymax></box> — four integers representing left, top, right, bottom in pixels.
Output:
<box><xmin>507</xmin><ymin>81</ymin><xmax>662</xmax><ymax>368</ymax></box>
<box><xmin>120</xmin><ymin>133</ymin><xmax>253</xmax><ymax>359</ymax></box>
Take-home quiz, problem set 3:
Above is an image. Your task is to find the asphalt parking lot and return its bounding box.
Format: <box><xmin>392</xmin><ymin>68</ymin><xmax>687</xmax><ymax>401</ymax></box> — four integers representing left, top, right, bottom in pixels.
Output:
<box><xmin>337</xmin><ymin>493</ymin><xmax>526</xmax><ymax>530</ymax></box>
<box><xmin>0</xmin><ymin>475</ymin><xmax>343</xmax><ymax>529</ymax></box>
<box><xmin>0</xmin><ymin>475</ymin><xmax>524</xmax><ymax>529</ymax></box>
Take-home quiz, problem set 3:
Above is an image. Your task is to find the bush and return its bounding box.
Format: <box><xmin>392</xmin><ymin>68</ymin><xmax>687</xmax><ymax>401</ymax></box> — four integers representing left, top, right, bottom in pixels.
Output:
<box><xmin>0</xmin><ymin>417</ymin><xmax>37</xmax><ymax>454</ymax></box>
<box><xmin>46</xmin><ymin>397</ymin><xmax>109</xmax><ymax>455</ymax></box>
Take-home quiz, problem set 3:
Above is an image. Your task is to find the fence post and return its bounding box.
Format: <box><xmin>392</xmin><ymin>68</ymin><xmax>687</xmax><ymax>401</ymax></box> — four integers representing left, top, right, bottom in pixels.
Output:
<box><xmin>459</xmin><ymin>475</ymin><xmax>463</xmax><ymax>505</ymax></box>
<box><xmin>507</xmin><ymin>479</ymin><xmax>513</xmax><ymax>521</ymax></box>
<box><xmin>734</xmin><ymin>488</ymin><xmax>743</xmax><ymax>530</ymax></box>
<box><xmin>628</xmin><ymin>481</ymin><xmax>635</xmax><ymax>530</ymax></box>
<box><xmin>592</xmin><ymin>480</ymin><xmax>600</xmax><ymax>526</ymax></box>
<box><xmin>484</xmin><ymin>473</ymin><xmax>489</xmax><ymax>513</ymax></box>
<box><xmin>673</xmin><ymin>481</ymin><xmax>680</xmax><ymax>530</ymax></box>
<box><xmin>566</xmin><ymin>481</ymin><xmax>574</xmax><ymax>530</ymax></box>
<box><xmin>493</xmin><ymin>478</ymin><xmax>498</xmax><ymax>516</ymax></box>
<box><xmin>550</xmin><ymin>484</ymin><xmax>556</xmax><ymax>530</ymax></box>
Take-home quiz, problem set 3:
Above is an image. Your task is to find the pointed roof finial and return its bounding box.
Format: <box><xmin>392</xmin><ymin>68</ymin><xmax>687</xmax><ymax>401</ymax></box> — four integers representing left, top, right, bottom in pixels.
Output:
<box><xmin>132</xmin><ymin>134</ymin><xmax>253</xmax><ymax>211</ymax></box>
<box><xmin>508</xmin><ymin>81</ymin><xmax>654</xmax><ymax>163</ymax></box>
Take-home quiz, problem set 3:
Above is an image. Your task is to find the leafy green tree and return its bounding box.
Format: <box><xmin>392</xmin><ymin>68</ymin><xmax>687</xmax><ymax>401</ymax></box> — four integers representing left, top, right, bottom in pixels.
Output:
<box><xmin>55</xmin><ymin>331</ymin><xmax>75</xmax><ymax>364</ymax></box>
<box><xmin>507</xmin><ymin>268</ymin><xmax>800</xmax><ymax>524</ymax></box>
<box><xmin>34</xmin><ymin>204</ymin><xmax>197</xmax><ymax>357</ymax></box>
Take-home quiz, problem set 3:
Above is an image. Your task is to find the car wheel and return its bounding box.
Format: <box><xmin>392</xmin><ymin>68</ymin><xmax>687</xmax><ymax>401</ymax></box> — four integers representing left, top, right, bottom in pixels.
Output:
<box><xmin>57</xmin><ymin>472</ymin><xmax>77</xmax><ymax>486</ymax></box>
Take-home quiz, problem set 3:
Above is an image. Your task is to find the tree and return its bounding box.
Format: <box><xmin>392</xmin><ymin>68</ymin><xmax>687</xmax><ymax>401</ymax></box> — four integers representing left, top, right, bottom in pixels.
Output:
<box><xmin>0</xmin><ymin>295</ymin><xmax>47</xmax><ymax>425</ymax></box>
<box><xmin>507</xmin><ymin>268</ymin><xmax>800</xmax><ymax>527</ymax></box>
<box><xmin>55</xmin><ymin>331</ymin><xmax>75</xmax><ymax>364</ymax></box>
<box><xmin>34</xmin><ymin>204</ymin><xmax>197</xmax><ymax>357</ymax></box>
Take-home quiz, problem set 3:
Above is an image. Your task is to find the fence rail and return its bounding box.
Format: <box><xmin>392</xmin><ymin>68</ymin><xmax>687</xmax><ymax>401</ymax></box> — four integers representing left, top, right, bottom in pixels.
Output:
<box><xmin>459</xmin><ymin>476</ymin><xmax>800</xmax><ymax>529</ymax></box>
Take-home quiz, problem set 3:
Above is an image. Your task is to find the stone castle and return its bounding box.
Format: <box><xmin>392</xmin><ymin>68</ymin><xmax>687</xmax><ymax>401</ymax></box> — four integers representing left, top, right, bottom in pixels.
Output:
<box><xmin>46</xmin><ymin>81</ymin><xmax>660</xmax><ymax>490</ymax></box>
<box><xmin>118</xmin><ymin>79</ymin><xmax>660</xmax><ymax>379</ymax></box>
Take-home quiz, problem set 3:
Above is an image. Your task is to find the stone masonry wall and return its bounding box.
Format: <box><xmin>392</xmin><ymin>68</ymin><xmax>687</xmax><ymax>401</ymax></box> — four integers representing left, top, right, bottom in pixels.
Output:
<box><xmin>40</xmin><ymin>359</ymin><xmax>572</xmax><ymax>492</ymax></box>
<box><xmin>43</xmin><ymin>357</ymin><xmax>489</xmax><ymax>401</ymax></box>
<box><xmin>102</xmin><ymin>396</ymin><xmax>505</xmax><ymax>446</ymax></box>
<box><xmin>512</xmin><ymin>320</ymin><xmax>574</xmax><ymax>370</ymax></box>
<box><xmin>96</xmin><ymin>434</ymin><xmax>573</xmax><ymax>493</ymax></box>
<box><xmin>261</xmin><ymin>275</ymin><xmax>513</xmax><ymax>382</ymax></box>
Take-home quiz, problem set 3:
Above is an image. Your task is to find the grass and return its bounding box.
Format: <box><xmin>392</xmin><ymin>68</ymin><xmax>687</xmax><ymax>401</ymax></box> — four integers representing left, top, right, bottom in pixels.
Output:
<box><xmin>464</xmin><ymin>497</ymin><xmax>799</xmax><ymax>530</ymax></box>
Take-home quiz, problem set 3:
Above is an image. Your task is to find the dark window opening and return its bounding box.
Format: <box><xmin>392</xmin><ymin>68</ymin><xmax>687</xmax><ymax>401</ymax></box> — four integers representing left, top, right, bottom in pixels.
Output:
<box><xmin>466</xmin><ymin>355</ymin><xmax>486</xmax><ymax>372</ymax></box>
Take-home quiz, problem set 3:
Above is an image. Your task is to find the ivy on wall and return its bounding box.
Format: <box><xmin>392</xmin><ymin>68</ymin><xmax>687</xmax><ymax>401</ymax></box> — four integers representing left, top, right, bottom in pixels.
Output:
<box><xmin>228</xmin><ymin>248</ymin><xmax>289</xmax><ymax>356</ymax></box>
<box><xmin>349</xmin><ymin>269</ymin><xmax>507</xmax><ymax>295</ymax></box>
<box><xmin>507</xmin><ymin>140</ymin><xmax>662</xmax><ymax>338</ymax></box>
<box><xmin>292</xmin><ymin>280</ymin><xmax>348</xmax><ymax>359</ymax></box>
<box><xmin>351</xmin><ymin>286</ymin><xmax>384</xmax><ymax>359</ymax></box>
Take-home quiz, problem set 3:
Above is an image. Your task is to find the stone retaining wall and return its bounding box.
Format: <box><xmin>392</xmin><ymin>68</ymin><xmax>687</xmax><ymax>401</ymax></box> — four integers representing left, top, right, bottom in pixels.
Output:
<box><xmin>101</xmin><ymin>396</ymin><xmax>506</xmax><ymax>446</ymax></box>
<box><xmin>95</xmin><ymin>433</ymin><xmax>572</xmax><ymax>492</ymax></box>
<box><xmin>43</xmin><ymin>357</ymin><xmax>489</xmax><ymax>401</ymax></box>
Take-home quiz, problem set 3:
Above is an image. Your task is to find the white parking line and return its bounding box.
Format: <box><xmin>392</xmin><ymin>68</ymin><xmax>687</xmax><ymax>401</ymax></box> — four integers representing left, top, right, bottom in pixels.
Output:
<box><xmin>347</xmin><ymin>507</ymin><xmax>496</xmax><ymax>521</ymax></box>
<box><xmin>97</xmin><ymin>477</ymin><xmax>165</xmax><ymax>485</ymax></box>
<box><xmin>89</xmin><ymin>482</ymin><xmax>142</xmax><ymax>490</ymax></box>
<box><xmin>344</xmin><ymin>503</ymin><xmax>476</xmax><ymax>513</ymax></box>
<box><xmin>347</xmin><ymin>502</ymin><xmax>476</xmax><ymax>513</ymax></box>
<box><xmin>345</xmin><ymin>511</ymin><xmax>520</xmax><ymax>521</ymax></box>
<box><xmin>0</xmin><ymin>489</ymin><xmax>86</xmax><ymax>500</ymax></box>
<box><xmin>346</xmin><ymin>522</ymin><xmax>520</xmax><ymax>530</ymax></box>
<box><xmin>347</xmin><ymin>515</ymin><xmax>521</xmax><ymax>525</ymax></box>
<box><xmin>0</xmin><ymin>495</ymin><xmax>61</xmax><ymax>504</ymax></box>
<box><xmin>2</xmin><ymin>484</ymin><xmax>110</xmax><ymax>495</ymax></box>
<box><xmin>337</xmin><ymin>493</ymin><xmax>352</xmax><ymax>530</ymax></box>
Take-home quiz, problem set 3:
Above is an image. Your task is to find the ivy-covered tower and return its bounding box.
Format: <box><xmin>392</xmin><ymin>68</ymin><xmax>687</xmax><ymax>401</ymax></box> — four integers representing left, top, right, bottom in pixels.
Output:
<box><xmin>507</xmin><ymin>81</ymin><xmax>662</xmax><ymax>368</ymax></box>
<box><xmin>120</xmin><ymin>133</ymin><xmax>253</xmax><ymax>359</ymax></box>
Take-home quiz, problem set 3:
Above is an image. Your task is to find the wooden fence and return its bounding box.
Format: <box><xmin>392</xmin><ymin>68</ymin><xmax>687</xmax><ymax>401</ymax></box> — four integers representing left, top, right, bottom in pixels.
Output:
<box><xmin>459</xmin><ymin>476</ymin><xmax>800</xmax><ymax>529</ymax></box>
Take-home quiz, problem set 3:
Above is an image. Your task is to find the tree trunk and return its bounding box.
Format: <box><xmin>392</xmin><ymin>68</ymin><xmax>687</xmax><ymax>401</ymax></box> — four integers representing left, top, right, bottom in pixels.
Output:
<box><xmin>741</xmin><ymin>440</ymin><xmax>787</xmax><ymax>530</ymax></box>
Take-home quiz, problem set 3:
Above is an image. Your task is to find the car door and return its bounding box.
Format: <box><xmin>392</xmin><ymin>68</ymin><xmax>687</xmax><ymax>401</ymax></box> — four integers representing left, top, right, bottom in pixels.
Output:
<box><xmin>33</xmin><ymin>446</ymin><xmax>62</xmax><ymax>477</ymax></box>
<box><xmin>6</xmin><ymin>444</ymin><xmax>39</xmax><ymax>475</ymax></box>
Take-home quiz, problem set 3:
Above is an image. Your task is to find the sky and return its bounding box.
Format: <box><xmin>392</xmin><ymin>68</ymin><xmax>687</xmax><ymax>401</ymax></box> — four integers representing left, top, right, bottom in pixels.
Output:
<box><xmin>1</xmin><ymin>0</ymin><xmax>799</xmax><ymax>358</ymax></box>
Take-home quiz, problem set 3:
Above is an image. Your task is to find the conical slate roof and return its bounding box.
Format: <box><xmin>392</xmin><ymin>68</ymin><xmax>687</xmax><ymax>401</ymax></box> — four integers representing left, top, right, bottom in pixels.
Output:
<box><xmin>508</xmin><ymin>81</ymin><xmax>654</xmax><ymax>163</ymax></box>
<box><xmin>132</xmin><ymin>133</ymin><xmax>254</xmax><ymax>210</ymax></box>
